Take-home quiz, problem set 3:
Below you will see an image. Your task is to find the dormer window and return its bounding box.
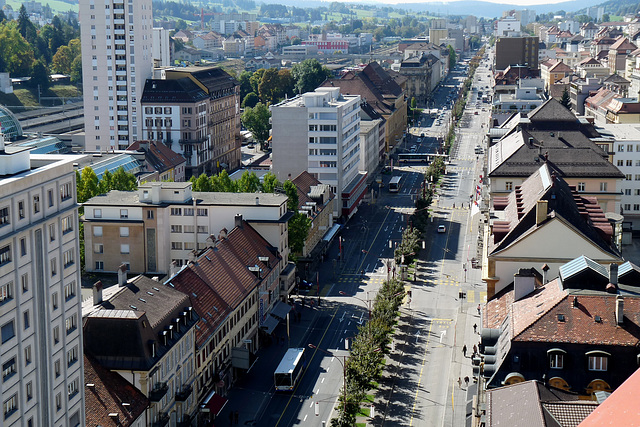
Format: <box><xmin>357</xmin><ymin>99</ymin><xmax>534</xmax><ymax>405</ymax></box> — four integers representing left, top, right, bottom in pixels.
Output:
<box><xmin>587</xmin><ymin>351</ymin><xmax>610</xmax><ymax>371</ymax></box>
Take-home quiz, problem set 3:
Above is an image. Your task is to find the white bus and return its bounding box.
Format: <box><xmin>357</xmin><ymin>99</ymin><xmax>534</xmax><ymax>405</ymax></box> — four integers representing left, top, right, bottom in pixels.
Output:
<box><xmin>274</xmin><ymin>348</ymin><xmax>306</xmax><ymax>391</ymax></box>
<box><xmin>389</xmin><ymin>176</ymin><xmax>402</xmax><ymax>193</ymax></box>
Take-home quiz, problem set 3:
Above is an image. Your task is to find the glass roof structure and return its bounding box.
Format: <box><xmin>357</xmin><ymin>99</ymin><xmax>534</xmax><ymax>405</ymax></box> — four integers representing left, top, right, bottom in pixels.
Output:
<box><xmin>0</xmin><ymin>105</ymin><xmax>23</xmax><ymax>140</ymax></box>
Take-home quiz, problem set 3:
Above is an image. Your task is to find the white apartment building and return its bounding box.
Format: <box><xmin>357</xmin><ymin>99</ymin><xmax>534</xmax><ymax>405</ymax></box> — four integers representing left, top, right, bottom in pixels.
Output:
<box><xmin>152</xmin><ymin>27</ymin><xmax>171</xmax><ymax>67</ymax></box>
<box><xmin>80</xmin><ymin>0</ymin><xmax>154</xmax><ymax>151</ymax></box>
<box><xmin>0</xmin><ymin>137</ymin><xmax>85</xmax><ymax>426</ymax></box>
<box><xmin>599</xmin><ymin>124</ymin><xmax>640</xmax><ymax>229</ymax></box>
<box><xmin>496</xmin><ymin>16</ymin><xmax>521</xmax><ymax>37</ymax></box>
<box><xmin>271</xmin><ymin>87</ymin><xmax>368</xmax><ymax>219</ymax></box>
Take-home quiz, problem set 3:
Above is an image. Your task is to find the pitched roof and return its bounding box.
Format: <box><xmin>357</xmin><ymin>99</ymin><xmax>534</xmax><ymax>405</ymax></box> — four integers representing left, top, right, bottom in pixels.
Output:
<box><xmin>166</xmin><ymin>221</ymin><xmax>280</xmax><ymax>347</ymax></box>
<box><xmin>127</xmin><ymin>140</ymin><xmax>186</xmax><ymax>174</ymax></box>
<box><xmin>84</xmin><ymin>355</ymin><xmax>149</xmax><ymax>427</ymax></box>
<box><xmin>83</xmin><ymin>276</ymin><xmax>198</xmax><ymax>371</ymax></box>
<box><xmin>578</xmin><ymin>368</ymin><xmax>640</xmax><ymax>426</ymax></box>
<box><xmin>609</xmin><ymin>36</ymin><xmax>637</xmax><ymax>51</ymax></box>
<box><xmin>141</xmin><ymin>78</ymin><xmax>209</xmax><ymax>103</ymax></box>
<box><xmin>489</xmin><ymin>164</ymin><xmax>618</xmax><ymax>258</ymax></box>
<box><xmin>548</xmin><ymin>61</ymin><xmax>573</xmax><ymax>73</ymax></box>
<box><xmin>487</xmin><ymin>380</ymin><xmax>592</xmax><ymax>427</ymax></box>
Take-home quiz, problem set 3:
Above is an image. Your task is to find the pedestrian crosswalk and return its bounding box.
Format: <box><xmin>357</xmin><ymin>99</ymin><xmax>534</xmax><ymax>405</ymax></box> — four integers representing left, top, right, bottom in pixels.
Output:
<box><xmin>337</xmin><ymin>275</ymin><xmax>387</xmax><ymax>285</ymax></box>
<box><xmin>467</xmin><ymin>290</ymin><xmax>487</xmax><ymax>303</ymax></box>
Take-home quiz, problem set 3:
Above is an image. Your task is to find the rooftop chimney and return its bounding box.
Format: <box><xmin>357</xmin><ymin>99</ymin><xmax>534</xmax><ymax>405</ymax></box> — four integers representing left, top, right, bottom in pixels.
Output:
<box><xmin>92</xmin><ymin>281</ymin><xmax>103</xmax><ymax>305</ymax></box>
<box><xmin>118</xmin><ymin>264</ymin><xmax>127</xmax><ymax>287</ymax></box>
<box><xmin>609</xmin><ymin>263</ymin><xmax>618</xmax><ymax>287</ymax></box>
<box><xmin>255</xmin><ymin>196</ymin><xmax>260</xmax><ymax>206</ymax></box>
<box><xmin>235</xmin><ymin>214</ymin><xmax>243</xmax><ymax>229</ymax></box>
<box><xmin>536</xmin><ymin>200</ymin><xmax>548</xmax><ymax>226</ymax></box>
<box><xmin>616</xmin><ymin>295</ymin><xmax>624</xmax><ymax>325</ymax></box>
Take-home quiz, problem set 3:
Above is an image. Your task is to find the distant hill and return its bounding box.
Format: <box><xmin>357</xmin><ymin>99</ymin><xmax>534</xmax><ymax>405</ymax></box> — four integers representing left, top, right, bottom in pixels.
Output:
<box><xmin>576</xmin><ymin>0</ymin><xmax>640</xmax><ymax>17</ymax></box>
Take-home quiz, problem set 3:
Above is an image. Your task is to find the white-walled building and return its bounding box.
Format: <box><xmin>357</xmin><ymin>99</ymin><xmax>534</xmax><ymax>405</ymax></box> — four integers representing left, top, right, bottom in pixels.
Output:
<box><xmin>80</xmin><ymin>0</ymin><xmax>154</xmax><ymax>151</ymax></box>
<box><xmin>152</xmin><ymin>27</ymin><xmax>171</xmax><ymax>67</ymax></box>
<box><xmin>271</xmin><ymin>87</ymin><xmax>368</xmax><ymax>219</ymax></box>
<box><xmin>0</xmin><ymin>138</ymin><xmax>85</xmax><ymax>426</ymax></box>
<box><xmin>496</xmin><ymin>16</ymin><xmax>521</xmax><ymax>37</ymax></box>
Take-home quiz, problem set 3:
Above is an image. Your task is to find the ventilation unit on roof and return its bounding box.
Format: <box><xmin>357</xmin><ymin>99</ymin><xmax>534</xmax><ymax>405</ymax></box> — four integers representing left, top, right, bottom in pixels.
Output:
<box><xmin>557</xmin><ymin>314</ymin><xmax>565</xmax><ymax>322</ymax></box>
<box><xmin>595</xmin><ymin>315</ymin><xmax>602</xmax><ymax>323</ymax></box>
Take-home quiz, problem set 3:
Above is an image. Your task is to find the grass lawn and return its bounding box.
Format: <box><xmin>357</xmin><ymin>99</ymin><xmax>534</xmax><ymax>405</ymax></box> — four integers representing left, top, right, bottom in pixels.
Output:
<box><xmin>0</xmin><ymin>84</ymin><xmax>82</xmax><ymax>112</ymax></box>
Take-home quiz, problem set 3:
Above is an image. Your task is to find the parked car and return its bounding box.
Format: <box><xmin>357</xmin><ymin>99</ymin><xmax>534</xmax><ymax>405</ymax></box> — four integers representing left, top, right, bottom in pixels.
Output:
<box><xmin>437</xmin><ymin>225</ymin><xmax>446</xmax><ymax>233</ymax></box>
<box><xmin>298</xmin><ymin>279</ymin><xmax>314</xmax><ymax>290</ymax></box>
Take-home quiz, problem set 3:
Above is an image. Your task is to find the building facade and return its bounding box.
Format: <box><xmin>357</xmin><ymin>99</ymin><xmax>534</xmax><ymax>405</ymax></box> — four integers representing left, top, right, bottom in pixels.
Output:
<box><xmin>494</xmin><ymin>36</ymin><xmax>539</xmax><ymax>72</ymax></box>
<box><xmin>80</xmin><ymin>0</ymin><xmax>154</xmax><ymax>151</ymax></box>
<box><xmin>0</xmin><ymin>144</ymin><xmax>85</xmax><ymax>426</ymax></box>
<box><xmin>271</xmin><ymin>87</ymin><xmax>368</xmax><ymax>218</ymax></box>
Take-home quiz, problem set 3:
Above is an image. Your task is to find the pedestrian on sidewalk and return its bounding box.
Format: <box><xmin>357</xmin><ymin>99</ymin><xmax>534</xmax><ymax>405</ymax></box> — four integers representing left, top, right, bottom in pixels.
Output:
<box><xmin>473</xmin><ymin>344</ymin><xmax>478</xmax><ymax>357</ymax></box>
<box><xmin>473</xmin><ymin>323</ymin><xmax>477</xmax><ymax>333</ymax></box>
<box><xmin>464</xmin><ymin>376</ymin><xmax>469</xmax><ymax>387</ymax></box>
<box><xmin>458</xmin><ymin>377</ymin><xmax>462</xmax><ymax>388</ymax></box>
<box><xmin>477</xmin><ymin>304</ymin><xmax>481</xmax><ymax>315</ymax></box>
<box><xmin>462</xmin><ymin>345</ymin><xmax>467</xmax><ymax>357</ymax></box>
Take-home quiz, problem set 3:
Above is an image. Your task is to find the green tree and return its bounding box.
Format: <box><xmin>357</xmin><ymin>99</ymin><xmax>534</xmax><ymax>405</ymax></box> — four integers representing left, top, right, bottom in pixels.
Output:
<box><xmin>258</xmin><ymin>68</ymin><xmax>281</xmax><ymax>105</ymax></box>
<box><xmin>261</xmin><ymin>172</ymin><xmax>279</xmax><ymax>193</ymax></box>
<box><xmin>111</xmin><ymin>167</ymin><xmax>138</xmax><ymax>190</ymax></box>
<box><xmin>210</xmin><ymin>169</ymin><xmax>237</xmax><ymax>192</ymax></box>
<box><xmin>448</xmin><ymin>45</ymin><xmax>456</xmax><ymax>70</ymax></box>
<box><xmin>601</xmin><ymin>13</ymin><xmax>610</xmax><ymax>23</ymax></box>
<box><xmin>249</xmin><ymin>68</ymin><xmax>266</xmax><ymax>95</ymax></box>
<box><xmin>29</xmin><ymin>59</ymin><xmax>49</xmax><ymax>90</ymax></box>
<box><xmin>175</xmin><ymin>19</ymin><xmax>187</xmax><ymax>30</ymax></box>
<box><xmin>79</xmin><ymin>166</ymin><xmax>100</xmax><ymax>203</ymax></box>
<box><xmin>0</xmin><ymin>21</ymin><xmax>35</xmax><ymax>76</ymax></box>
<box><xmin>410</xmin><ymin>97</ymin><xmax>417</xmax><ymax>109</ymax></box>
<box><xmin>17</xmin><ymin>5</ymin><xmax>36</xmax><ymax>44</ymax></box>
<box><xmin>560</xmin><ymin>87</ymin><xmax>571</xmax><ymax>109</ymax></box>
<box><xmin>291</xmin><ymin>58</ymin><xmax>331</xmax><ymax>94</ymax></box>
<box><xmin>238</xmin><ymin>70</ymin><xmax>253</xmax><ymax>99</ymax></box>
<box><xmin>242</xmin><ymin>92</ymin><xmax>259</xmax><ymax>108</ymax></box>
<box><xmin>288</xmin><ymin>212</ymin><xmax>311</xmax><ymax>256</ymax></box>
<box><xmin>98</xmin><ymin>169</ymin><xmax>113</xmax><ymax>194</ymax></box>
<box><xmin>190</xmin><ymin>173</ymin><xmax>213</xmax><ymax>192</ymax></box>
<box><xmin>278</xmin><ymin>69</ymin><xmax>295</xmax><ymax>99</ymax></box>
<box><xmin>51</xmin><ymin>45</ymin><xmax>73</xmax><ymax>74</ymax></box>
<box><xmin>241</xmin><ymin>103</ymin><xmax>271</xmax><ymax>146</ymax></box>
<box><xmin>70</xmin><ymin>55</ymin><xmax>82</xmax><ymax>84</ymax></box>
<box><xmin>283</xmin><ymin>180</ymin><xmax>299</xmax><ymax>211</ymax></box>
<box><xmin>236</xmin><ymin>170</ymin><xmax>261</xmax><ymax>193</ymax></box>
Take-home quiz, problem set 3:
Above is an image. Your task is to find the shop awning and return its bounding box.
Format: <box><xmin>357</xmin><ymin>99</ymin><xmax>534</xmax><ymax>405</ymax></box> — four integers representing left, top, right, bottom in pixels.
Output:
<box><xmin>322</xmin><ymin>223</ymin><xmax>341</xmax><ymax>242</ymax></box>
<box><xmin>270</xmin><ymin>301</ymin><xmax>292</xmax><ymax>320</ymax></box>
<box><xmin>200</xmin><ymin>392</ymin><xmax>228</xmax><ymax>416</ymax></box>
<box><xmin>260</xmin><ymin>315</ymin><xmax>279</xmax><ymax>335</ymax></box>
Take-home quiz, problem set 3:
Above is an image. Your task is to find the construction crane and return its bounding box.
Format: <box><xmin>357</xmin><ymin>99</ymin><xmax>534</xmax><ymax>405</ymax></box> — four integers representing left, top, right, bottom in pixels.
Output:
<box><xmin>195</xmin><ymin>8</ymin><xmax>217</xmax><ymax>30</ymax></box>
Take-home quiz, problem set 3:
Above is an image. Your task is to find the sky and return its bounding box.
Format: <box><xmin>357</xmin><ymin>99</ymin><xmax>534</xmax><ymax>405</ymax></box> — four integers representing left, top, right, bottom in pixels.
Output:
<box><xmin>368</xmin><ymin>0</ymin><xmax>574</xmax><ymax>5</ymax></box>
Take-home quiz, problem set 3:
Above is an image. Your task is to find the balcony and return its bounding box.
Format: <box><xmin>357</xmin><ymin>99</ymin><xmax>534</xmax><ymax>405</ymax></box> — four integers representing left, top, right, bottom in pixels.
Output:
<box><xmin>179</xmin><ymin>137</ymin><xmax>207</xmax><ymax>146</ymax></box>
<box><xmin>148</xmin><ymin>382</ymin><xmax>168</xmax><ymax>402</ymax></box>
<box><xmin>175</xmin><ymin>384</ymin><xmax>193</xmax><ymax>401</ymax></box>
<box><xmin>151</xmin><ymin>412</ymin><xmax>170</xmax><ymax>427</ymax></box>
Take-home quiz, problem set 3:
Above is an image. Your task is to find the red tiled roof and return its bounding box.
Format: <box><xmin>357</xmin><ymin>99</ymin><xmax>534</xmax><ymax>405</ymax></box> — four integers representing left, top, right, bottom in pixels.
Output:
<box><xmin>84</xmin><ymin>355</ymin><xmax>149</xmax><ymax>427</ymax></box>
<box><xmin>578</xmin><ymin>367</ymin><xmax>640</xmax><ymax>426</ymax></box>
<box><xmin>167</xmin><ymin>221</ymin><xmax>280</xmax><ymax>348</ymax></box>
<box><xmin>127</xmin><ymin>140</ymin><xmax>186</xmax><ymax>174</ymax></box>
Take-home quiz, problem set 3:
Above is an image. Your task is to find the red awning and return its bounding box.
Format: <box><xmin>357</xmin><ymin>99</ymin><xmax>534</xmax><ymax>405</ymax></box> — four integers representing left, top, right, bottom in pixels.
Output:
<box><xmin>202</xmin><ymin>393</ymin><xmax>228</xmax><ymax>416</ymax></box>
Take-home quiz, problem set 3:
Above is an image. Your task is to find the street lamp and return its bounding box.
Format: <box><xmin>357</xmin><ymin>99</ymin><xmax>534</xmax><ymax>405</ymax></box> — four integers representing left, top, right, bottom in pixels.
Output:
<box><xmin>308</xmin><ymin>344</ymin><xmax>348</xmax><ymax>417</ymax></box>
<box><xmin>339</xmin><ymin>291</ymin><xmax>372</xmax><ymax>319</ymax></box>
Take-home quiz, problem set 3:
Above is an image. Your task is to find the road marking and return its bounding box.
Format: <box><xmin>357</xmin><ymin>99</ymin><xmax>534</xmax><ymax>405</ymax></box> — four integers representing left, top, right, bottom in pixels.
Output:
<box><xmin>303</xmin><ymin>415</ymin><xmax>308</xmax><ymax>422</ymax></box>
<box><xmin>410</xmin><ymin>321</ymin><xmax>434</xmax><ymax>426</ymax></box>
<box><xmin>321</xmin><ymin>378</ymin><xmax>325</xmax><ymax>384</ymax></box>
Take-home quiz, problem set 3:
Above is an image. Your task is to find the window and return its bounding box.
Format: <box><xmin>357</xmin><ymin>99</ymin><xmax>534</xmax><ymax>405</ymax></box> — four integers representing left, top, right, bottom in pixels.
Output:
<box><xmin>18</xmin><ymin>201</ymin><xmax>24</xmax><ymax>219</ymax></box>
<box><xmin>53</xmin><ymin>326</ymin><xmax>59</xmax><ymax>344</ymax></box>
<box><xmin>197</xmin><ymin>225</ymin><xmax>208</xmax><ymax>234</ymax></box>
<box><xmin>94</xmin><ymin>208</ymin><xmax>102</xmax><ymax>218</ymax></box>
<box><xmin>636</xmin><ymin>175</ymin><xmax>640</xmax><ymax>181</ymax></box>
<box><xmin>171</xmin><ymin>208</ymin><xmax>182</xmax><ymax>216</ymax></box>
<box><xmin>171</xmin><ymin>242</ymin><xmax>182</xmax><ymax>250</ymax></box>
<box><xmin>197</xmin><ymin>208</ymin><xmax>208</xmax><ymax>216</ymax></box>
<box><xmin>171</xmin><ymin>225</ymin><xmax>182</xmax><ymax>233</ymax></box>
<box><xmin>26</xmin><ymin>381</ymin><xmax>32</xmax><ymax>400</ymax></box>
<box><xmin>627</xmin><ymin>160</ymin><xmax>633</xmax><ymax>166</ymax></box>
<box><xmin>20</xmin><ymin>238</ymin><xmax>26</xmax><ymax>257</ymax></box>
<box><xmin>0</xmin><ymin>207</ymin><xmax>9</xmax><ymax>226</ymax></box>
<box><xmin>600</xmin><ymin>182</ymin><xmax>608</xmax><ymax>192</ymax></box>
<box><xmin>33</xmin><ymin>196</ymin><xmax>40</xmax><ymax>214</ymax></box>
<box><xmin>63</xmin><ymin>249</ymin><xmax>74</xmax><ymax>268</ymax></box>
<box><xmin>48</xmin><ymin>190</ymin><xmax>54</xmax><ymax>207</ymax></box>
<box><xmin>21</xmin><ymin>274</ymin><xmax>28</xmax><ymax>293</ymax></box>
<box><xmin>625</xmin><ymin>204</ymin><xmax>631</xmax><ymax>211</ymax></box>
<box><xmin>617</xmin><ymin>160</ymin><xmax>624</xmax><ymax>166</ymax></box>
<box><xmin>95</xmin><ymin>261</ymin><xmax>104</xmax><ymax>270</ymax></box>
<box><xmin>52</xmin><ymin>293</ymin><xmax>58</xmax><ymax>310</ymax></box>
<box><xmin>65</xmin><ymin>314</ymin><xmax>77</xmax><ymax>335</ymax></box>
<box><xmin>51</xmin><ymin>258</ymin><xmax>57</xmax><ymax>277</ymax></box>
<box><xmin>628</xmin><ymin>144</ymin><xmax>634</xmax><ymax>152</ymax></box>
<box><xmin>147</xmin><ymin>211</ymin><xmax>154</xmax><ymax>220</ymax></box>
<box><xmin>49</xmin><ymin>224</ymin><xmax>56</xmax><ymax>242</ymax></box>
<box><xmin>626</xmin><ymin>174</ymin><xmax>632</xmax><ymax>181</ymax></box>
<box><xmin>505</xmin><ymin>181</ymin><xmax>514</xmax><ymax>191</ymax></box>
<box><xmin>120</xmin><ymin>209</ymin><xmax>128</xmax><ymax>219</ymax></box>
<box><xmin>2</xmin><ymin>358</ymin><xmax>16</xmax><ymax>381</ymax></box>
<box><xmin>636</xmin><ymin>189</ymin><xmax>640</xmax><ymax>196</ymax></box>
<box><xmin>588</xmin><ymin>355</ymin><xmax>608</xmax><ymax>371</ymax></box>
<box><xmin>64</xmin><ymin>281</ymin><xmax>76</xmax><ymax>301</ymax></box>
<box><xmin>60</xmin><ymin>183</ymin><xmax>72</xmax><ymax>201</ymax></box>
<box><xmin>93</xmin><ymin>226</ymin><xmax>103</xmax><ymax>237</ymax></box>
<box><xmin>120</xmin><ymin>227</ymin><xmax>129</xmax><ymax>237</ymax></box>
<box><xmin>120</xmin><ymin>244</ymin><xmax>130</xmax><ymax>254</ymax></box>
<box><xmin>68</xmin><ymin>377</ymin><xmax>79</xmax><ymax>399</ymax></box>
<box><xmin>54</xmin><ymin>360</ymin><xmax>60</xmax><ymax>378</ymax></box>
<box><xmin>23</xmin><ymin>310</ymin><xmax>29</xmax><ymax>329</ymax></box>
<box><xmin>183</xmin><ymin>208</ymin><xmax>194</xmax><ymax>216</ymax></box>
<box><xmin>24</xmin><ymin>345</ymin><xmax>31</xmax><ymax>365</ymax></box>
<box><xmin>0</xmin><ymin>282</ymin><xmax>13</xmax><ymax>304</ymax></box>
<box><xmin>0</xmin><ymin>245</ymin><xmax>11</xmax><ymax>266</ymax></box>
<box><xmin>94</xmin><ymin>243</ymin><xmax>104</xmax><ymax>254</ymax></box>
<box><xmin>1</xmin><ymin>321</ymin><xmax>15</xmax><ymax>343</ymax></box>
<box><xmin>62</xmin><ymin>216</ymin><xmax>73</xmax><ymax>234</ymax></box>
<box><xmin>184</xmin><ymin>225</ymin><xmax>194</xmax><ymax>233</ymax></box>
<box><xmin>625</xmin><ymin>189</ymin><xmax>632</xmax><ymax>195</ymax></box>
<box><xmin>635</xmin><ymin>204</ymin><xmax>640</xmax><ymax>211</ymax></box>
<box><xmin>55</xmin><ymin>393</ymin><xmax>61</xmax><ymax>411</ymax></box>
<box><xmin>3</xmin><ymin>393</ymin><xmax>17</xmax><ymax>419</ymax></box>
<box><xmin>67</xmin><ymin>346</ymin><xmax>78</xmax><ymax>367</ymax></box>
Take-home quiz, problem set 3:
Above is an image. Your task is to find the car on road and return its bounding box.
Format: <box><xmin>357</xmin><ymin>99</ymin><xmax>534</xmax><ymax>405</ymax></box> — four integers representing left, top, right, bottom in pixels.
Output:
<box><xmin>437</xmin><ymin>225</ymin><xmax>446</xmax><ymax>233</ymax></box>
<box><xmin>298</xmin><ymin>280</ymin><xmax>314</xmax><ymax>291</ymax></box>
<box><xmin>416</xmin><ymin>138</ymin><xmax>422</xmax><ymax>143</ymax></box>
